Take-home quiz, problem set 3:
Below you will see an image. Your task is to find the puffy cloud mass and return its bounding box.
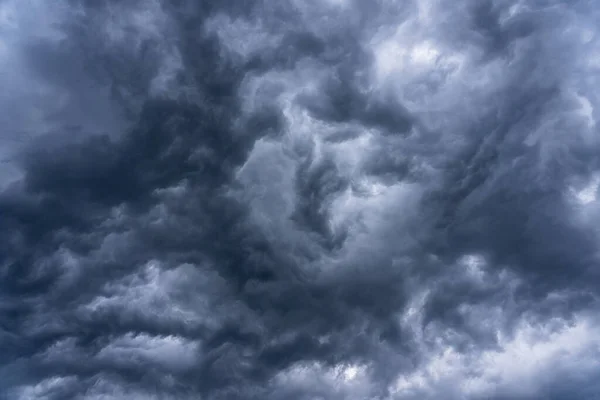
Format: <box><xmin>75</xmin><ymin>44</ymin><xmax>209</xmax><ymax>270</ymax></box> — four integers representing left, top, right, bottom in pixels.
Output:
<box><xmin>1</xmin><ymin>0</ymin><xmax>600</xmax><ymax>399</ymax></box>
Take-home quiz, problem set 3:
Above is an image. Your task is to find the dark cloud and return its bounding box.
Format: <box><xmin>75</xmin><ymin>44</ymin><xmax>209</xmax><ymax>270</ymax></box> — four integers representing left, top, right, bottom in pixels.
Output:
<box><xmin>1</xmin><ymin>0</ymin><xmax>600</xmax><ymax>399</ymax></box>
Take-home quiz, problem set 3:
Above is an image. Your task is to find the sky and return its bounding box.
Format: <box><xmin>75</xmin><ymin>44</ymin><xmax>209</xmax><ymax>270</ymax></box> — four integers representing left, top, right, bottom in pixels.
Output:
<box><xmin>1</xmin><ymin>0</ymin><xmax>600</xmax><ymax>399</ymax></box>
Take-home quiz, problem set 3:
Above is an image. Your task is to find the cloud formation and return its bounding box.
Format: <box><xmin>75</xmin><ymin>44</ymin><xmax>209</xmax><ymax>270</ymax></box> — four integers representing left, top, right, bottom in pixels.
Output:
<box><xmin>1</xmin><ymin>0</ymin><xmax>600</xmax><ymax>399</ymax></box>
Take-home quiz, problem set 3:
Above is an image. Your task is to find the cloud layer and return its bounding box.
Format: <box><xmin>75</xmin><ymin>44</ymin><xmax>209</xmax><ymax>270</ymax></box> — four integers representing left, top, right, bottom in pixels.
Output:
<box><xmin>1</xmin><ymin>0</ymin><xmax>600</xmax><ymax>399</ymax></box>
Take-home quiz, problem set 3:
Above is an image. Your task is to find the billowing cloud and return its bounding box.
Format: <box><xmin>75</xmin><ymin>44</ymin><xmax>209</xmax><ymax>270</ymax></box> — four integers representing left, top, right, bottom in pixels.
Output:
<box><xmin>1</xmin><ymin>0</ymin><xmax>600</xmax><ymax>399</ymax></box>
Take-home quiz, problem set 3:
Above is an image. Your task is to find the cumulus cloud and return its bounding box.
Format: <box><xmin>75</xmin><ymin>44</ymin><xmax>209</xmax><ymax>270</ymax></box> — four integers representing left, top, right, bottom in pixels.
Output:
<box><xmin>1</xmin><ymin>0</ymin><xmax>600</xmax><ymax>399</ymax></box>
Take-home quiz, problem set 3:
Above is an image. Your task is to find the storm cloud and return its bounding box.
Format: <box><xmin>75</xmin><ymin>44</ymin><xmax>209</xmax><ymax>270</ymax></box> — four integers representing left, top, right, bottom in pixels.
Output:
<box><xmin>1</xmin><ymin>0</ymin><xmax>600</xmax><ymax>399</ymax></box>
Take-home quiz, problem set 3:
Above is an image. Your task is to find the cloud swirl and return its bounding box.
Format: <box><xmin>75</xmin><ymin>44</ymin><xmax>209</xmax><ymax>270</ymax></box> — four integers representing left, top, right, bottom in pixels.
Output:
<box><xmin>1</xmin><ymin>0</ymin><xmax>600</xmax><ymax>399</ymax></box>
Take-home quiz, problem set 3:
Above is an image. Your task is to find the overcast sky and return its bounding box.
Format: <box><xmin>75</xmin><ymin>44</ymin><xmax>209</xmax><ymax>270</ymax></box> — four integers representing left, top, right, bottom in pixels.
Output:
<box><xmin>1</xmin><ymin>0</ymin><xmax>600</xmax><ymax>399</ymax></box>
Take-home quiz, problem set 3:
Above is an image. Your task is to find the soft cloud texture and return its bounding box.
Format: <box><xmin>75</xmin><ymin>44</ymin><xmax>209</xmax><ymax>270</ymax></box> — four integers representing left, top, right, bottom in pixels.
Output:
<box><xmin>1</xmin><ymin>0</ymin><xmax>600</xmax><ymax>399</ymax></box>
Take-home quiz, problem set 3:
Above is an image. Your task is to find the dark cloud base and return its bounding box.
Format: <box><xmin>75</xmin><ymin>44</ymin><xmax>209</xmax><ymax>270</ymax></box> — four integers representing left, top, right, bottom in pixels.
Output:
<box><xmin>1</xmin><ymin>0</ymin><xmax>600</xmax><ymax>399</ymax></box>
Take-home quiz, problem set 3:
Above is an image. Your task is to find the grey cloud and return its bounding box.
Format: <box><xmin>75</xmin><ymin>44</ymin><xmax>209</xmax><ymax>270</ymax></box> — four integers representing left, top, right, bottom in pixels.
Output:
<box><xmin>1</xmin><ymin>0</ymin><xmax>600</xmax><ymax>399</ymax></box>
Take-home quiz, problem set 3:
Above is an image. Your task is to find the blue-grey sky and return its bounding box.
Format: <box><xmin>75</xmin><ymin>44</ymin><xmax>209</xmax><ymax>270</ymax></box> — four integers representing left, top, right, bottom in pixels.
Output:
<box><xmin>1</xmin><ymin>1</ymin><xmax>600</xmax><ymax>399</ymax></box>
